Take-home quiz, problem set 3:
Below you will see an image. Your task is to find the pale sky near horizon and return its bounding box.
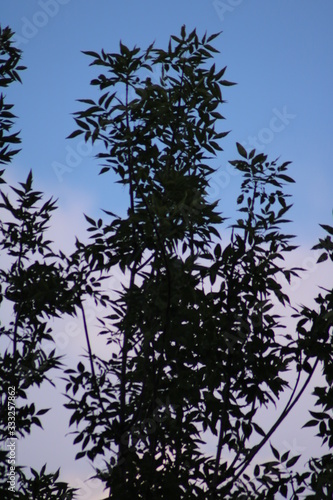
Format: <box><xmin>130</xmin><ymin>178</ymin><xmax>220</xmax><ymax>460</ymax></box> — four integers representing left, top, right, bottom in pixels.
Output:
<box><xmin>1</xmin><ymin>1</ymin><xmax>333</xmax><ymax>498</ymax></box>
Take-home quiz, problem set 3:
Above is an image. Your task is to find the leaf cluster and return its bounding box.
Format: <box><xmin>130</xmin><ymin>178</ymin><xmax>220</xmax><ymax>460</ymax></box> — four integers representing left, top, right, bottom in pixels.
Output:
<box><xmin>63</xmin><ymin>26</ymin><xmax>333</xmax><ymax>499</ymax></box>
<box><xmin>1</xmin><ymin>24</ymin><xmax>332</xmax><ymax>500</ymax></box>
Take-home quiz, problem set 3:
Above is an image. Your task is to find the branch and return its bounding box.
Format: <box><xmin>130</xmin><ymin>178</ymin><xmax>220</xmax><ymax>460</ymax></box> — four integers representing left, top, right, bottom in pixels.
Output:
<box><xmin>224</xmin><ymin>358</ymin><xmax>319</xmax><ymax>489</ymax></box>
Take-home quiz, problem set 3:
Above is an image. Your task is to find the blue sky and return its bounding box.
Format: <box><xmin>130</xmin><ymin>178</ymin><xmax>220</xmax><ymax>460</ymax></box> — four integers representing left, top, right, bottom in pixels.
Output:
<box><xmin>2</xmin><ymin>0</ymin><xmax>332</xmax><ymax>244</ymax></box>
<box><xmin>1</xmin><ymin>1</ymin><xmax>333</xmax><ymax>498</ymax></box>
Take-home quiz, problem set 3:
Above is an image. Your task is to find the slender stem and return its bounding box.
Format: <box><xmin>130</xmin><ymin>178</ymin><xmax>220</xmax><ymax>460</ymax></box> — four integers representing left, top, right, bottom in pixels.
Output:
<box><xmin>210</xmin><ymin>250</ymin><xmax>237</xmax><ymax>494</ymax></box>
<box><xmin>136</xmin><ymin>253</ymin><xmax>155</xmax><ymax>273</ymax></box>
<box><xmin>119</xmin><ymin>79</ymin><xmax>136</xmax><ymax>432</ymax></box>
<box><xmin>12</xmin><ymin>240</ymin><xmax>23</xmax><ymax>384</ymax></box>
<box><xmin>245</xmin><ymin>180</ymin><xmax>257</xmax><ymax>247</ymax></box>
<box><xmin>211</xmin><ymin>376</ymin><xmax>230</xmax><ymax>495</ymax></box>
<box><xmin>115</xmin><ymin>78</ymin><xmax>141</xmax><ymax>495</ymax></box>
<box><xmin>80</xmin><ymin>302</ymin><xmax>97</xmax><ymax>382</ymax></box>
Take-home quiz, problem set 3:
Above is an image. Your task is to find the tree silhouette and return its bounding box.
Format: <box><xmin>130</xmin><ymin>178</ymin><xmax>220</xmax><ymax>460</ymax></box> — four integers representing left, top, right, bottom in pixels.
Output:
<box><xmin>0</xmin><ymin>24</ymin><xmax>332</xmax><ymax>499</ymax></box>
<box><xmin>0</xmin><ymin>26</ymin><xmax>77</xmax><ymax>500</ymax></box>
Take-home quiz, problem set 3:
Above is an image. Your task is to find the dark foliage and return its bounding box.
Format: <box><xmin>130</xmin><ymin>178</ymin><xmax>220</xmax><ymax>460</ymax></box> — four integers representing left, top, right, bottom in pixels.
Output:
<box><xmin>0</xmin><ymin>25</ymin><xmax>332</xmax><ymax>499</ymax></box>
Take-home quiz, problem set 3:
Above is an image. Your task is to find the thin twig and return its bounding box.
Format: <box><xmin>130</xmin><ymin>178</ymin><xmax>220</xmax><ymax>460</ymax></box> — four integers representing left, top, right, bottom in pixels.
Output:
<box><xmin>224</xmin><ymin>359</ymin><xmax>319</xmax><ymax>489</ymax></box>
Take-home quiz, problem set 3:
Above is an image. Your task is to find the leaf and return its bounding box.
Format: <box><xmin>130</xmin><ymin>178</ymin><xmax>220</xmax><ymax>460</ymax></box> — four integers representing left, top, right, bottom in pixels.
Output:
<box><xmin>84</xmin><ymin>214</ymin><xmax>96</xmax><ymax>226</ymax></box>
<box><xmin>280</xmin><ymin>484</ymin><xmax>288</xmax><ymax>498</ymax></box>
<box><xmin>32</xmin><ymin>417</ymin><xmax>43</xmax><ymax>429</ymax></box>
<box><xmin>214</xmin><ymin>65</ymin><xmax>226</xmax><ymax>80</ymax></box>
<box><xmin>286</xmin><ymin>455</ymin><xmax>300</xmax><ymax>468</ymax></box>
<box><xmin>82</xmin><ymin>50</ymin><xmax>100</xmax><ymax>59</ymax></box>
<box><xmin>252</xmin><ymin>153</ymin><xmax>267</xmax><ymax>165</ymax></box>
<box><xmin>207</xmin><ymin>31</ymin><xmax>222</xmax><ymax>43</ymax></box>
<box><xmin>67</xmin><ymin>129</ymin><xmax>83</xmax><ymax>139</ymax></box>
<box><xmin>119</xmin><ymin>41</ymin><xmax>130</xmax><ymax>55</ymax></box>
<box><xmin>302</xmin><ymin>419</ymin><xmax>318</xmax><ymax>428</ymax></box>
<box><xmin>214</xmin><ymin>243</ymin><xmax>221</xmax><ymax>259</ymax></box>
<box><xmin>36</xmin><ymin>408</ymin><xmax>51</xmax><ymax>416</ymax></box>
<box><xmin>205</xmin><ymin>44</ymin><xmax>219</xmax><ymax>54</ymax></box>
<box><xmin>26</xmin><ymin>169</ymin><xmax>33</xmax><ymax>189</ymax></box>
<box><xmin>99</xmin><ymin>167</ymin><xmax>110</xmax><ymax>175</ymax></box>
<box><xmin>317</xmin><ymin>252</ymin><xmax>328</xmax><ymax>263</ymax></box>
<box><xmin>77</xmin><ymin>98</ymin><xmax>96</xmax><ymax>105</ymax></box>
<box><xmin>74</xmin><ymin>434</ymin><xmax>84</xmax><ymax>444</ymax></box>
<box><xmin>320</xmin><ymin>223</ymin><xmax>333</xmax><ymax>236</ymax></box>
<box><xmin>236</xmin><ymin>142</ymin><xmax>247</xmax><ymax>159</ymax></box>
<box><xmin>303</xmin><ymin>358</ymin><xmax>315</xmax><ymax>373</ymax></box>
<box><xmin>270</xmin><ymin>443</ymin><xmax>280</xmax><ymax>460</ymax></box>
<box><xmin>277</xmin><ymin>174</ymin><xmax>295</xmax><ymax>183</ymax></box>
<box><xmin>252</xmin><ymin>422</ymin><xmax>266</xmax><ymax>437</ymax></box>
<box><xmin>74</xmin><ymin>118</ymin><xmax>90</xmax><ymax>130</ymax></box>
<box><xmin>220</xmin><ymin>80</ymin><xmax>237</xmax><ymax>86</ymax></box>
<box><xmin>309</xmin><ymin>410</ymin><xmax>330</xmax><ymax>419</ymax></box>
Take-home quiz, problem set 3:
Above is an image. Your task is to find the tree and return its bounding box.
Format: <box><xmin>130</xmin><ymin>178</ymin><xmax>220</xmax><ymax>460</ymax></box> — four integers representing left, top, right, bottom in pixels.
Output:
<box><xmin>0</xmin><ymin>24</ymin><xmax>332</xmax><ymax>499</ymax></box>
<box><xmin>64</xmin><ymin>26</ymin><xmax>333</xmax><ymax>498</ymax></box>
<box><xmin>0</xmin><ymin>26</ymin><xmax>78</xmax><ymax>499</ymax></box>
